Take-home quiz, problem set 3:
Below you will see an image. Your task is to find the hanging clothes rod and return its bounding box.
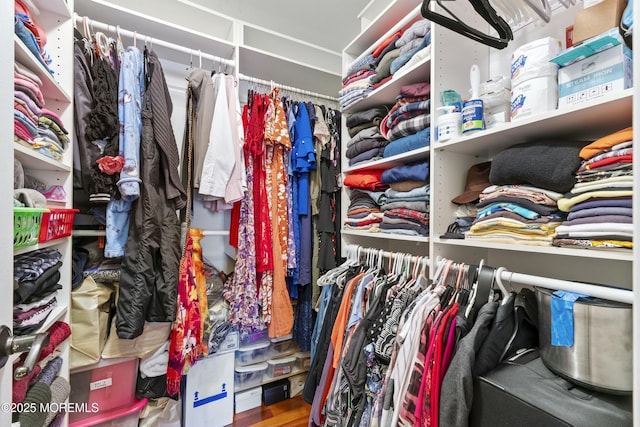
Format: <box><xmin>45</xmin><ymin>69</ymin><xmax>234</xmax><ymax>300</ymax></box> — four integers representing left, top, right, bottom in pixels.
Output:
<box><xmin>345</xmin><ymin>244</ymin><xmax>430</xmax><ymax>270</ymax></box>
<box><xmin>497</xmin><ymin>268</ymin><xmax>633</xmax><ymax>305</ymax></box>
<box><xmin>73</xmin><ymin>14</ymin><xmax>235</xmax><ymax>68</ymax></box>
<box><xmin>237</xmin><ymin>73</ymin><xmax>339</xmax><ymax>103</ymax></box>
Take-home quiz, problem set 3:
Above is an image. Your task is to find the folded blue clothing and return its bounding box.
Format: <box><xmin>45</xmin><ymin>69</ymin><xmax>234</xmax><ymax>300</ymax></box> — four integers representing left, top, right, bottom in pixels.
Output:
<box><xmin>385</xmin><ymin>184</ymin><xmax>430</xmax><ymax>200</ymax></box>
<box><xmin>381</xmin><ymin>161</ymin><xmax>429</xmax><ymax>183</ymax></box>
<box><xmin>390</xmin><ymin>32</ymin><xmax>431</xmax><ymax>74</ymax></box>
<box><xmin>14</xmin><ymin>110</ymin><xmax>39</xmax><ymax>136</ymax></box>
<box><xmin>383</xmin><ymin>127</ymin><xmax>430</xmax><ymax>158</ymax></box>
<box><xmin>15</xmin><ymin>15</ymin><xmax>49</xmax><ymax>71</ymax></box>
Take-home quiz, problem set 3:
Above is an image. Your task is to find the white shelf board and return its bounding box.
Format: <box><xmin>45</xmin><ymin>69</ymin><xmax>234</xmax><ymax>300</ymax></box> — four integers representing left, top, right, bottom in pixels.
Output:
<box><xmin>72</xmin><ymin>229</ymin><xmax>107</xmax><ymax>237</ymax></box>
<box><xmin>15</xmin><ymin>36</ymin><xmax>72</xmax><ymax>104</ymax></box>
<box><xmin>343</xmin><ymin>229</ymin><xmax>429</xmax><ymax>243</ymax></box>
<box><xmin>14</xmin><ymin>236</ymin><xmax>70</xmax><ymax>256</ymax></box>
<box><xmin>344</xmin><ymin>146</ymin><xmax>430</xmax><ymax>173</ymax></box>
<box><xmin>33</xmin><ymin>0</ymin><xmax>72</xmax><ymax>19</ymax></box>
<box><xmin>238</xmin><ymin>45</ymin><xmax>341</xmax><ymax>99</ymax></box>
<box><xmin>433</xmin><ymin>237</ymin><xmax>633</xmax><ymax>262</ymax></box>
<box><xmin>15</xmin><ymin>143</ymin><xmax>72</xmax><ymax>172</ymax></box>
<box><xmin>342</xmin><ymin>55</ymin><xmax>431</xmax><ymax>114</ymax></box>
<box><xmin>74</xmin><ymin>0</ymin><xmax>236</xmax><ymax>62</ymax></box>
<box><xmin>344</xmin><ymin>0</ymin><xmax>423</xmax><ymax>57</ymax></box>
<box><xmin>433</xmin><ymin>89</ymin><xmax>633</xmax><ymax>157</ymax></box>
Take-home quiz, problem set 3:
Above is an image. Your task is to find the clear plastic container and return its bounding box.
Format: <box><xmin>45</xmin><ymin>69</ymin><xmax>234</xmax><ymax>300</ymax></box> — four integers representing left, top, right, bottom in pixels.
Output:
<box><xmin>235</xmin><ymin>341</ymin><xmax>271</xmax><ymax>366</ymax></box>
<box><xmin>270</xmin><ymin>334</ymin><xmax>294</xmax><ymax>354</ymax></box>
<box><xmin>294</xmin><ymin>351</ymin><xmax>311</xmax><ymax>370</ymax></box>
<box><xmin>266</xmin><ymin>356</ymin><xmax>296</xmax><ymax>377</ymax></box>
<box><xmin>235</xmin><ymin>362</ymin><xmax>268</xmax><ymax>389</ymax></box>
<box><xmin>239</xmin><ymin>328</ymin><xmax>269</xmax><ymax>347</ymax></box>
<box><xmin>69</xmin><ymin>398</ymin><xmax>147</xmax><ymax>427</ymax></box>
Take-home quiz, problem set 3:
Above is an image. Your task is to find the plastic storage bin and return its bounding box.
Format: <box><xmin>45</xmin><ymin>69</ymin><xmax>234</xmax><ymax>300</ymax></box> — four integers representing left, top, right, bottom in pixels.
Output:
<box><xmin>294</xmin><ymin>351</ymin><xmax>311</xmax><ymax>370</ymax></box>
<box><xmin>39</xmin><ymin>207</ymin><xmax>79</xmax><ymax>242</ymax></box>
<box><xmin>13</xmin><ymin>207</ymin><xmax>47</xmax><ymax>249</ymax></box>
<box><xmin>69</xmin><ymin>398</ymin><xmax>147</xmax><ymax>427</ymax></box>
<box><xmin>69</xmin><ymin>357</ymin><xmax>139</xmax><ymax>423</ymax></box>
<box><xmin>235</xmin><ymin>362</ymin><xmax>268</xmax><ymax>389</ymax></box>
<box><xmin>267</xmin><ymin>356</ymin><xmax>296</xmax><ymax>377</ymax></box>
<box><xmin>270</xmin><ymin>334</ymin><xmax>294</xmax><ymax>354</ymax></box>
<box><xmin>236</xmin><ymin>341</ymin><xmax>271</xmax><ymax>366</ymax></box>
<box><xmin>239</xmin><ymin>328</ymin><xmax>269</xmax><ymax>347</ymax></box>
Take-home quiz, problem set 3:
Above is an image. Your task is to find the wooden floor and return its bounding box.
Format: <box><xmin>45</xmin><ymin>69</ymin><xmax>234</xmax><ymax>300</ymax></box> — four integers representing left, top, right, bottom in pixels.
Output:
<box><xmin>231</xmin><ymin>395</ymin><xmax>311</xmax><ymax>427</ymax></box>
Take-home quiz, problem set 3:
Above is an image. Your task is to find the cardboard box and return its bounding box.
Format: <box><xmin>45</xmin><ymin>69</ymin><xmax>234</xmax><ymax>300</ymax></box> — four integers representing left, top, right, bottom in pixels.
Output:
<box><xmin>558</xmin><ymin>43</ymin><xmax>632</xmax><ymax>108</ymax></box>
<box><xmin>573</xmin><ymin>0</ymin><xmax>626</xmax><ymax>45</ymax></box>
<box><xmin>551</xmin><ymin>28</ymin><xmax>624</xmax><ymax>67</ymax></box>
<box><xmin>184</xmin><ymin>351</ymin><xmax>235</xmax><ymax>427</ymax></box>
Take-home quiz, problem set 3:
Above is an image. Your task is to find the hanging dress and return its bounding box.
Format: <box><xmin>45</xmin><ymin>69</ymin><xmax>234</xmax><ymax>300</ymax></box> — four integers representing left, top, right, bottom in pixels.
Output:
<box><xmin>264</xmin><ymin>88</ymin><xmax>294</xmax><ymax>338</ymax></box>
<box><xmin>223</xmin><ymin>97</ymin><xmax>261</xmax><ymax>333</ymax></box>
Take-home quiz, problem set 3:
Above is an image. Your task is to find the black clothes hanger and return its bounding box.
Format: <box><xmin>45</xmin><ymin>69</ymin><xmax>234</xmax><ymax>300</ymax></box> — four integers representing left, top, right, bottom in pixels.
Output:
<box><xmin>421</xmin><ymin>0</ymin><xmax>513</xmax><ymax>49</ymax></box>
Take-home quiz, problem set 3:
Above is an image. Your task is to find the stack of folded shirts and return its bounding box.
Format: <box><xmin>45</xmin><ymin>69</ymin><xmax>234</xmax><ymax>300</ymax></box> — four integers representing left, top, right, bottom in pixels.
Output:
<box><xmin>340</xmin><ymin>58</ymin><xmax>376</xmax><ymax>110</ymax></box>
<box><xmin>13</xmin><ymin>248</ymin><xmax>63</xmax><ymax>335</ymax></box>
<box><xmin>15</xmin><ymin>0</ymin><xmax>51</xmax><ymax>71</ymax></box>
<box><xmin>345</xmin><ymin>107</ymin><xmax>390</xmax><ymax>167</ymax></box>
<box><xmin>345</xmin><ymin>190</ymin><xmax>384</xmax><ymax>232</ymax></box>
<box><xmin>343</xmin><ymin>170</ymin><xmax>388</xmax><ymax>232</ymax></box>
<box><xmin>466</xmin><ymin>139</ymin><xmax>590</xmax><ymax>245</ymax></box>
<box><xmin>390</xmin><ymin>19</ymin><xmax>431</xmax><ymax>77</ymax></box>
<box><xmin>346</xmin><ymin>125</ymin><xmax>389</xmax><ymax>166</ymax></box>
<box><xmin>14</xmin><ymin>61</ymin><xmax>69</xmax><ymax>160</ymax></box>
<box><xmin>466</xmin><ymin>184</ymin><xmax>565</xmax><ymax>246</ymax></box>
<box><xmin>378</xmin><ymin>166</ymin><xmax>430</xmax><ymax>236</ymax></box>
<box><xmin>555</xmin><ymin>127</ymin><xmax>633</xmax><ymax>249</ymax></box>
<box><xmin>381</xmin><ymin>83</ymin><xmax>431</xmax><ymax>158</ymax></box>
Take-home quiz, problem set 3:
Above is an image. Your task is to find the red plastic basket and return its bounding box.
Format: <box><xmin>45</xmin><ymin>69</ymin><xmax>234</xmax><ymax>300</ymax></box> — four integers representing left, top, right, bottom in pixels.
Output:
<box><xmin>38</xmin><ymin>208</ymin><xmax>79</xmax><ymax>243</ymax></box>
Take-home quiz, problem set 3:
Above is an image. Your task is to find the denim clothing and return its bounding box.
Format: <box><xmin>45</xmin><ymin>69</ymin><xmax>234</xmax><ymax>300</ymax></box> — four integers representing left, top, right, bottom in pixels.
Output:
<box><xmin>311</xmin><ymin>283</ymin><xmax>333</xmax><ymax>360</ymax></box>
<box><xmin>14</xmin><ymin>16</ymin><xmax>49</xmax><ymax>71</ymax></box>
<box><xmin>390</xmin><ymin>32</ymin><xmax>431</xmax><ymax>74</ymax></box>
<box><xmin>105</xmin><ymin>47</ymin><xmax>145</xmax><ymax>258</ymax></box>
<box><xmin>117</xmin><ymin>47</ymin><xmax>145</xmax><ymax>199</ymax></box>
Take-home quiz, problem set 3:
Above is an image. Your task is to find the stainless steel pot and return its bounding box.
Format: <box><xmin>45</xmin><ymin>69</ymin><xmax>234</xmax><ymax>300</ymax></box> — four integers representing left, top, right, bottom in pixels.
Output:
<box><xmin>535</xmin><ymin>287</ymin><xmax>632</xmax><ymax>394</ymax></box>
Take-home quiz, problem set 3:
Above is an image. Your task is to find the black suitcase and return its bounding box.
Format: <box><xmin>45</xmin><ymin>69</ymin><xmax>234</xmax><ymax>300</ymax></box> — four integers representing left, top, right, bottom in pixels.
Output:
<box><xmin>469</xmin><ymin>350</ymin><xmax>632</xmax><ymax>427</ymax></box>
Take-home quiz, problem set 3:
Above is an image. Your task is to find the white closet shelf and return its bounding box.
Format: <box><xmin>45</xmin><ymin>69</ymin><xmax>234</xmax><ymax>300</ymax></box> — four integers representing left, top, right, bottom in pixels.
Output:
<box><xmin>344</xmin><ymin>0</ymin><xmax>423</xmax><ymax>58</ymax></box>
<box><xmin>342</xmin><ymin>55</ymin><xmax>431</xmax><ymax>114</ymax></box>
<box><xmin>15</xmin><ymin>36</ymin><xmax>73</xmax><ymax>104</ymax></box>
<box><xmin>33</xmin><ymin>0</ymin><xmax>72</xmax><ymax>19</ymax></box>
<box><xmin>343</xmin><ymin>229</ymin><xmax>429</xmax><ymax>243</ymax></box>
<box><xmin>14</xmin><ymin>236</ymin><xmax>71</xmax><ymax>256</ymax></box>
<box><xmin>238</xmin><ymin>45</ymin><xmax>340</xmax><ymax>98</ymax></box>
<box><xmin>72</xmin><ymin>230</ymin><xmax>106</xmax><ymax>237</ymax></box>
<box><xmin>434</xmin><ymin>89</ymin><xmax>633</xmax><ymax>157</ymax></box>
<box><xmin>15</xmin><ymin>143</ymin><xmax>72</xmax><ymax>172</ymax></box>
<box><xmin>74</xmin><ymin>0</ymin><xmax>236</xmax><ymax>61</ymax></box>
<box><xmin>344</xmin><ymin>146</ymin><xmax>430</xmax><ymax>173</ymax></box>
<box><xmin>433</xmin><ymin>237</ymin><xmax>633</xmax><ymax>262</ymax></box>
